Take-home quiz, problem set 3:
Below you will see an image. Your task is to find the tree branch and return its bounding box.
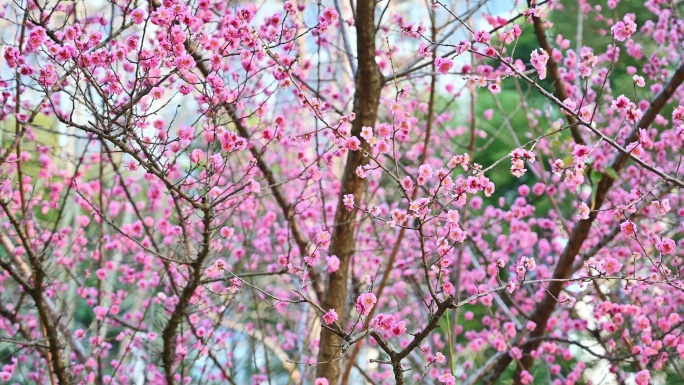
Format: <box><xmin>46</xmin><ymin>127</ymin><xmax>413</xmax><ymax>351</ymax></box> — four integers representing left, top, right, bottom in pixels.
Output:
<box><xmin>482</xmin><ymin>61</ymin><xmax>684</xmax><ymax>385</ymax></box>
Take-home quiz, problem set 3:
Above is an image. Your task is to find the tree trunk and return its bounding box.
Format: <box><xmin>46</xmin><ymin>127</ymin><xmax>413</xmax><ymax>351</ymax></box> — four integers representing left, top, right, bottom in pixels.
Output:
<box><xmin>316</xmin><ymin>1</ymin><xmax>383</xmax><ymax>382</ymax></box>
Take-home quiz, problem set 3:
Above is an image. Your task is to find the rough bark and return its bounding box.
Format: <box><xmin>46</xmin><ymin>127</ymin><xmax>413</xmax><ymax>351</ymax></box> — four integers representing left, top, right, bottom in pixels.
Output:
<box><xmin>483</xmin><ymin>62</ymin><xmax>684</xmax><ymax>385</ymax></box>
<box><xmin>316</xmin><ymin>1</ymin><xmax>383</xmax><ymax>382</ymax></box>
<box><xmin>161</xmin><ymin>206</ymin><xmax>213</xmax><ymax>385</ymax></box>
<box><xmin>34</xmin><ymin>290</ymin><xmax>70</xmax><ymax>384</ymax></box>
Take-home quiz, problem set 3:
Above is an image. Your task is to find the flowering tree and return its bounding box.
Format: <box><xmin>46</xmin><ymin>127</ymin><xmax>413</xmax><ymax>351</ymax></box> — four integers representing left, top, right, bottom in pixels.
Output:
<box><xmin>1</xmin><ymin>0</ymin><xmax>684</xmax><ymax>384</ymax></box>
